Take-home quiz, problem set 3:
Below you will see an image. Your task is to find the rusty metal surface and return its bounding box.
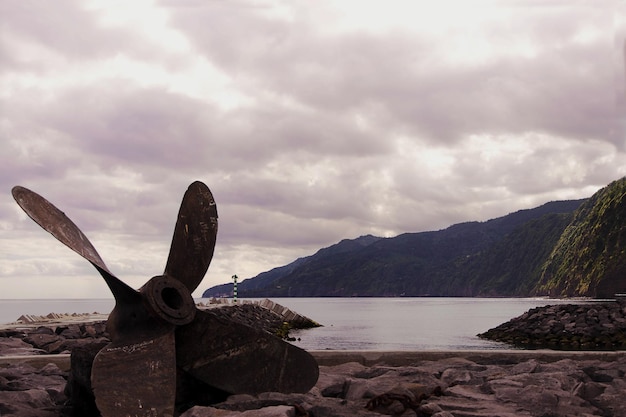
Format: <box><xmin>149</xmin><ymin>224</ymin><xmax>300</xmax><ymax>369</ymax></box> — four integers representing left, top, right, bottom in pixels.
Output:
<box><xmin>12</xmin><ymin>182</ymin><xmax>319</xmax><ymax>417</ymax></box>
<box><xmin>92</xmin><ymin>330</ymin><xmax>177</xmax><ymax>417</ymax></box>
<box><xmin>12</xmin><ymin>185</ymin><xmax>111</xmax><ymax>273</ymax></box>
<box><xmin>177</xmin><ymin>308</ymin><xmax>320</xmax><ymax>395</ymax></box>
<box><xmin>12</xmin><ymin>186</ymin><xmax>139</xmax><ymax>301</ymax></box>
<box><xmin>164</xmin><ymin>181</ymin><xmax>218</xmax><ymax>293</ymax></box>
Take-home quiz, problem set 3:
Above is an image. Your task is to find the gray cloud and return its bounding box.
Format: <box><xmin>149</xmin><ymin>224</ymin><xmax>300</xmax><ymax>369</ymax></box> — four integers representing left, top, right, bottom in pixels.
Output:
<box><xmin>0</xmin><ymin>0</ymin><xmax>623</xmax><ymax>298</ymax></box>
<box><xmin>162</xmin><ymin>1</ymin><xmax>615</xmax><ymax>143</ymax></box>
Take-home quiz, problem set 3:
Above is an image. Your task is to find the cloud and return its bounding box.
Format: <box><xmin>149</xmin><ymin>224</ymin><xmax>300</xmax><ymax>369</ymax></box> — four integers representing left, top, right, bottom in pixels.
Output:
<box><xmin>0</xmin><ymin>0</ymin><xmax>624</xmax><ymax>299</ymax></box>
<box><xmin>161</xmin><ymin>0</ymin><xmax>615</xmax><ymax>142</ymax></box>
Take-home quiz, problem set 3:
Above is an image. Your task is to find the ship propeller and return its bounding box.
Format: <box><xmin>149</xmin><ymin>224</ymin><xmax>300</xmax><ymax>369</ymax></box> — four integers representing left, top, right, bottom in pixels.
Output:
<box><xmin>12</xmin><ymin>182</ymin><xmax>318</xmax><ymax>416</ymax></box>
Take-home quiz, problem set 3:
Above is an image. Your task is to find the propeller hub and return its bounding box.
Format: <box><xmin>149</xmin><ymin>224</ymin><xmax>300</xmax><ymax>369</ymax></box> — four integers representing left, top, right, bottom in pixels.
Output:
<box><xmin>141</xmin><ymin>275</ymin><xmax>196</xmax><ymax>325</ymax></box>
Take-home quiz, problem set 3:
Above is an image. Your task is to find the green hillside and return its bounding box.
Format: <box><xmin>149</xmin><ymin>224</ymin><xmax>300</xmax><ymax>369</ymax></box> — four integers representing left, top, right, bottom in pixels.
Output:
<box><xmin>536</xmin><ymin>177</ymin><xmax>626</xmax><ymax>298</ymax></box>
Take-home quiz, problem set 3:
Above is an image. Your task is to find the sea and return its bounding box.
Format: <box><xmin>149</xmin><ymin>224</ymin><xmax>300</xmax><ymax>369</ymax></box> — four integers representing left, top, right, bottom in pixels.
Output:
<box><xmin>0</xmin><ymin>297</ymin><xmax>591</xmax><ymax>351</ymax></box>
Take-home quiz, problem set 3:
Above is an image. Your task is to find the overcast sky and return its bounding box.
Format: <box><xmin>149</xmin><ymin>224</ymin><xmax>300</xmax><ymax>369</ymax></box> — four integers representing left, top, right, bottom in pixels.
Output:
<box><xmin>1</xmin><ymin>1</ymin><xmax>625</xmax><ymax>299</ymax></box>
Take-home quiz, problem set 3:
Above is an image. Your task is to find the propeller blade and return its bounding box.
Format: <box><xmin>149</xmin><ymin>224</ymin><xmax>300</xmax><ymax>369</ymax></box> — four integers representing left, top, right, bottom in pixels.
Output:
<box><xmin>12</xmin><ymin>186</ymin><xmax>110</xmax><ymax>273</ymax></box>
<box><xmin>175</xmin><ymin>309</ymin><xmax>319</xmax><ymax>395</ymax></box>
<box><xmin>92</xmin><ymin>327</ymin><xmax>177</xmax><ymax>417</ymax></box>
<box><xmin>164</xmin><ymin>181</ymin><xmax>218</xmax><ymax>293</ymax></box>
<box><xmin>12</xmin><ymin>186</ymin><xmax>138</xmax><ymax>302</ymax></box>
<box><xmin>92</xmin><ymin>286</ymin><xmax>181</xmax><ymax>417</ymax></box>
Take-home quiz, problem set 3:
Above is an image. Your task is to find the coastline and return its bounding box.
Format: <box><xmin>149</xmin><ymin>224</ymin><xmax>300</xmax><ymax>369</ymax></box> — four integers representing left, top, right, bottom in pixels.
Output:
<box><xmin>2</xmin><ymin>349</ymin><xmax>625</xmax><ymax>416</ymax></box>
<box><xmin>0</xmin><ymin>297</ymin><xmax>597</xmax><ymax>350</ymax></box>
<box><xmin>2</xmin><ymin>305</ymin><xmax>626</xmax><ymax>417</ymax></box>
<box><xmin>3</xmin><ymin>348</ymin><xmax>626</xmax><ymax>370</ymax></box>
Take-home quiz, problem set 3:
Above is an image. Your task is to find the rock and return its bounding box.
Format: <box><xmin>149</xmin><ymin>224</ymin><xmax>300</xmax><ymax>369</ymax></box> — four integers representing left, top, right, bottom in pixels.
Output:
<box><xmin>573</xmin><ymin>381</ymin><xmax>606</xmax><ymax>400</ymax></box>
<box><xmin>0</xmin><ymin>337</ymin><xmax>46</xmax><ymax>356</ymax></box>
<box><xmin>418</xmin><ymin>402</ymin><xmax>443</xmax><ymax>414</ymax></box>
<box><xmin>431</xmin><ymin>412</ymin><xmax>455</xmax><ymax>417</ymax></box>
<box><xmin>64</xmin><ymin>341</ymin><xmax>108</xmax><ymax>416</ymax></box>
<box><xmin>344</xmin><ymin>378</ymin><xmax>371</xmax><ymax>400</ymax></box>
<box><xmin>316</xmin><ymin>362</ymin><xmax>366</xmax><ymax>398</ymax></box>
<box><xmin>23</xmin><ymin>333</ymin><xmax>60</xmax><ymax>352</ymax></box>
<box><xmin>594</xmin><ymin>376</ymin><xmax>626</xmax><ymax>417</ymax></box>
<box><xmin>0</xmin><ymin>363</ymin><xmax>67</xmax><ymax>417</ymax></box>
<box><xmin>364</xmin><ymin>382</ymin><xmax>439</xmax><ymax>415</ymax></box>
<box><xmin>32</xmin><ymin>326</ymin><xmax>57</xmax><ymax>335</ymax></box>
<box><xmin>199</xmin><ymin>303</ymin><xmax>320</xmax><ymax>340</ymax></box>
<box><xmin>583</xmin><ymin>365</ymin><xmax>622</xmax><ymax>383</ymax></box>
<box><xmin>510</xmin><ymin>359</ymin><xmax>539</xmax><ymax>374</ymax></box>
<box><xmin>58</xmin><ymin>324</ymin><xmax>82</xmax><ymax>339</ymax></box>
<box><xmin>0</xmin><ymin>389</ymin><xmax>59</xmax><ymax>417</ymax></box>
<box><xmin>180</xmin><ymin>404</ymin><xmax>296</xmax><ymax>417</ymax></box>
<box><xmin>479</xmin><ymin>300</ymin><xmax>626</xmax><ymax>350</ymax></box>
<box><xmin>2</xmin><ymin>353</ymin><xmax>626</xmax><ymax>417</ymax></box>
<box><xmin>440</xmin><ymin>368</ymin><xmax>474</xmax><ymax>386</ymax></box>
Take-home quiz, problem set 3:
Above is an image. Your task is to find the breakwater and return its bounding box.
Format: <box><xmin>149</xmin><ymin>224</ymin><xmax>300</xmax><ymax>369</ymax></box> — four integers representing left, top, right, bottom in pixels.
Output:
<box><xmin>479</xmin><ymin>298</ymin><xmax>626</xmax><ymax>350</ymax></box>
<box><xmin>199</xmin><ymin>298</ymin><xmax>321</xmax><ymax>332</ymax></box>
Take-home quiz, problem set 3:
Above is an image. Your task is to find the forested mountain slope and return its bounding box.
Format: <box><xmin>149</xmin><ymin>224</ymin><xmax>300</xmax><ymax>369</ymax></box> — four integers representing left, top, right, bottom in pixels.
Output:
<box><xmin>536</xmin><ymin>177</ymin><xmax>626</xmax><ymax>298</ymax></box>
<box><xmin>203</xmin><ymin>200</ymin><xmax>586</xmax><ymax>297</ymax></box>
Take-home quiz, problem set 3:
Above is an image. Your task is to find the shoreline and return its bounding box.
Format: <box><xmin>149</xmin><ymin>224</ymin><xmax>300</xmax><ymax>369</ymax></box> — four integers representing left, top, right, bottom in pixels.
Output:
<box><xmin>3</xmin><ymin>350</ymin><xmax>624</xmax><ymax>417</ymax></box>
<box><xmin>3</xmin><ymin>349</ymin><xmax>626</xmax><ymax>372</ymax></box>
<box><xmin>1</xmin><ymin>296</ymin><xmax>605</xmax><ymax>352</ymax></box>
<box><xmin>3</xmin><ymin>298</ymin><xmax>625</xmax><ymax>360</ymax></box>
<box><xmin>2</xmin><ymin>305</ymin><xmax>626</xmax><ymax>416</ymax></box>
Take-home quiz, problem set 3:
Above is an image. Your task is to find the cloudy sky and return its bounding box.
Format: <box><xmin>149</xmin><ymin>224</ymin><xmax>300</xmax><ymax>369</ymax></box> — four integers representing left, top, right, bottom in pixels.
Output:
<box><xmin>1</xmin><ymin>1</ymin><xmax>624</xmax><ymax>299</ymax></box>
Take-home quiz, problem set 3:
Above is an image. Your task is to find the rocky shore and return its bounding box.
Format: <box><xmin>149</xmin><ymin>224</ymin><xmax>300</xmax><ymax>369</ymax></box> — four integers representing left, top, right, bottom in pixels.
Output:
<box><xmin>181</xmin><ymin>352</ymin><xmax>626</xmax><ymax>417</ymax></box>
<box><xmin>2</xmin><ymin>301</ymin><xmax>626</xmax><ymax>417</ymax></box>
<box><xmin>2</xmin><ymin>348</ymin><xmax>625</xmax><ymax>417</ymax></box>
<box><xmin>478</xmin><ymin>299</ymin><xmax>626</xmax><ymax>350</ymax></box>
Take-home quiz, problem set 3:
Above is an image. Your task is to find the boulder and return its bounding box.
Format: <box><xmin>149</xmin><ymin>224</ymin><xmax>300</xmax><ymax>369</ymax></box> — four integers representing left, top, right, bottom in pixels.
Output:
<box><xmin>0</xmin><ymin>337</ymin><xmax>46</xmax><ymax>356</ymax></box>
<box><xmin>0</xmin><ymin>363</ymin><xmax>67</xmax><ymax>417</ymax></box>
<box><xmin>180</xmin><ymin>405</ymin><xmax>296</xmax><ymax>417</ymax></box>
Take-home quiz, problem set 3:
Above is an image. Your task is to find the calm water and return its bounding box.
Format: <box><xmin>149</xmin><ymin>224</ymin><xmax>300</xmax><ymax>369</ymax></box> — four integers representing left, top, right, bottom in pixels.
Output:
<box><xmin>274</xmin><ymin>297</ymin><xmax>588</xmax><ymax>350</ymax></box>
<box><xmin>0</xmin><ymin>299</ymin><xmax>115</xmax><ymax>325</ymax></box>
<box><xmin>0</xmin><ymin>297</ymin><xmax>587</xmax><ymax>350</ymax></box>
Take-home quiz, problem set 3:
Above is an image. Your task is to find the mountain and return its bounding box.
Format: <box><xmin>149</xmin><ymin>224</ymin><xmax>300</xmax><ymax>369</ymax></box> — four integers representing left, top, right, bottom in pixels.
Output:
<box><xmin>444</xmin><ymin>211</ymin><xmax>575</xmax><ymax>296</ymax></box>
<box><xmin>203</xmin><ymin>177</ymin><xmax>626</xmax><ymax>299</ymax></box>
<box><xmin>202</xmin><ymin>200</ymin><xmax>583</xmax><ymax>297</ymax></box>
<box><xmin>202</xmin><ymin>234</ymin><xmax>382</xmax><ymax>297</ymax></box>
<box><xmin>536</xmin><ymin>177</ymin><xmax>626</xmax><ymax>298</ymax></box>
